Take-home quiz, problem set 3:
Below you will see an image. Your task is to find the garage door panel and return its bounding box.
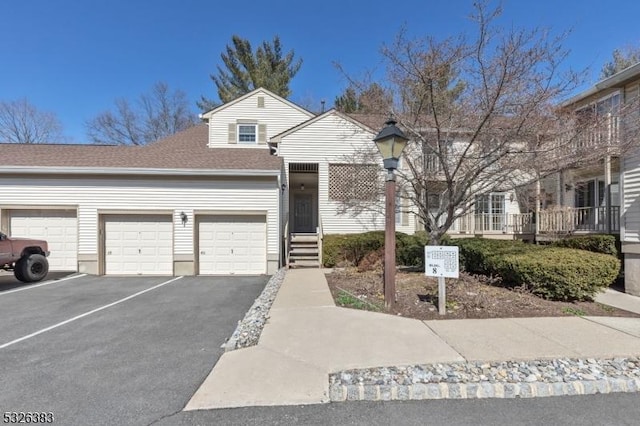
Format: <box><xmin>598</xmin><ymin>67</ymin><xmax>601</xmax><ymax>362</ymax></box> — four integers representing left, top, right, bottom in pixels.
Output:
<box><xmin>104</xmin><ymin>215</ymin><xmax>173</xmax><ymax>275</ymax></box>
<box><xmin>9</xmin><ymin>210</ymin><xmax>78</xmax><ymax>272</ymax></box>
<box><xmin>198</xmin><ymin>215</ymin><xmax>266</xmax><ymax>275</ymax></box>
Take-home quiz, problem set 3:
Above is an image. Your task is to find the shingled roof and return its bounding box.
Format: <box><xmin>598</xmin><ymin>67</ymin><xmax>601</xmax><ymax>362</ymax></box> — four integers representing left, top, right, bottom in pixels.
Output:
<box><xmin>0</xmin><ymin>124</ymin><xmax>282</xmax><ymax>172</ymax></box>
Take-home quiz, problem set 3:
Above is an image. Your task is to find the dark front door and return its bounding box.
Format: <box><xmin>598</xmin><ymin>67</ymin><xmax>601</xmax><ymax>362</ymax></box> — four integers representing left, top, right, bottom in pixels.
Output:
<box><xmin>294</xmin><ymin>194</ymin><xmax>314</xmax><ymax>233</ymax></box>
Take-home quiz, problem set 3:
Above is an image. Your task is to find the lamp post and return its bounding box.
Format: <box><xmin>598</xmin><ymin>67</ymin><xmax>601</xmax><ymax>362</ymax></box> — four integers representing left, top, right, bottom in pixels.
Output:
<box><xmin>373</xmin><ymin>118</ymin><xmax>409</xmax><ymax>309</ymax></box>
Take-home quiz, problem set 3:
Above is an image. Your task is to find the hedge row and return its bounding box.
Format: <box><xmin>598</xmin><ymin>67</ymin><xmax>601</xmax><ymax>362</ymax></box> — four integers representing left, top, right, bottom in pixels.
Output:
<box><xmin>322</xmin><ymin>231</ymin><xmax>450</xmax><ymax>269</ymax></box>
<box><xmin>550</xmin><ymin>234</ymin><xmax>619</xmax><ymax>258</ymax></box>
<box><xmin>449</xmin><ymin>238</ymin><xmax>620</xmax><ymax>301</ymax></box>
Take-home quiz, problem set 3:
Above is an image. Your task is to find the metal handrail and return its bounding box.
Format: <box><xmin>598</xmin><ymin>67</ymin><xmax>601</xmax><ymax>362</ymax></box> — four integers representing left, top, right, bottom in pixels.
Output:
<box><xmin>284</xmin><ymin>219</ymin><xmax>289</xmax><ymax>268</ymax></box>
<box><xmin>317</xmin><ymin>214</ymin><xmax>324</xmax><ymax>268</ymax></box>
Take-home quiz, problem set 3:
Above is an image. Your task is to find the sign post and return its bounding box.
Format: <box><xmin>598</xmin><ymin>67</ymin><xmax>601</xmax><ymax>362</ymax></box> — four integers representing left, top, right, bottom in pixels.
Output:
<box><xmin>425</xmin><ymin>245</ymin><xmax>459</xmax><ymax>315</ymax></box>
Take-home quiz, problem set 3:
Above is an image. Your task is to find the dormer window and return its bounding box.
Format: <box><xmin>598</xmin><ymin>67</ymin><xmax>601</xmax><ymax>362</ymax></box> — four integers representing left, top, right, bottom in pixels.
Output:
<box><xmin>238</xmin><ymin>124</ymin><xmax>257</xmax><ymax>144</ymax></box>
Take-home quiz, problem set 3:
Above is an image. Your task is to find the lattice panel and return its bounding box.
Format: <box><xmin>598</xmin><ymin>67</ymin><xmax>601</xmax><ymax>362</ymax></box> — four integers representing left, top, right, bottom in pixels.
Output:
<box><xmin>329</xmin><ymin>164</ymin><xmax>379</xmax><ymax>201</ymax></box>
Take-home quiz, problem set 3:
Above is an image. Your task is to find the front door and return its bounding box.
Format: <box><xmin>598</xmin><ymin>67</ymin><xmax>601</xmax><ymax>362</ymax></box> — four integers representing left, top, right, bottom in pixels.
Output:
<box><xmin>294</xmin><ymin>194</ymin><xmax>314</xmax><ymax>233</ymax></box>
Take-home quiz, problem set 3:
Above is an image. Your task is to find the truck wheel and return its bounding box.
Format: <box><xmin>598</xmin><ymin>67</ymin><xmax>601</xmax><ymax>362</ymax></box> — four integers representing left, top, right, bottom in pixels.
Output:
<box><xmin>14</xmin><ymin>259</ymin><xmax>26</xmax><ymax>282</ymax></box>
<box><xmin>17</xmin><ymin>254</ymin><xmax>49</xmax><ymax>283</ymax></box>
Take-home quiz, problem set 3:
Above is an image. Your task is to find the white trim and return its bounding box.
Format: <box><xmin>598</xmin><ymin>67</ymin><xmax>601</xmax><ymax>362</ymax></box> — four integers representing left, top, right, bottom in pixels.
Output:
<box><xmin>271</xmin><ymin>109</ymin><xmax>375</xmax><ymax>142</ymax></box>
<box><xmin>237</xmin><ymin>123</ymin><xmax>258</xmax><ymax>144</ymax></box>
<box><xmin>0</xmin><ymin>166</ymin><xmax>281</xmax><ymax>177</ymax></box>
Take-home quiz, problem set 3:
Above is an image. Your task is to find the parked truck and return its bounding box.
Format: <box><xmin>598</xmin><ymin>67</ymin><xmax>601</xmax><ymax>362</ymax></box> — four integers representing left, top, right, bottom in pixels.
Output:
<box><xmin>0</xmin><ymin>232</ymin><xmax>50</xmax><ymax>283</ymax></box>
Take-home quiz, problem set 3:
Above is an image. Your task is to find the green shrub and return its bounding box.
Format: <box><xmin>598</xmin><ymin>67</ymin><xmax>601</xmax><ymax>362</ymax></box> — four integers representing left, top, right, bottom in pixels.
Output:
<box><xmin>450</xmin><ymin>238</ymin><xmax>539</xmax><ymax>274</ymax></box>
<box><xmin>551</xmin><ymin>234</ymin><xmax>618</xmax><ymax>257</ymax></box>
<box><xmin>322</xmin><ymin>231</ymin><xmax>386</xmax><ymax>267</ymax></box>
<box><xmin>449</xmin><ymin>237</ymin><xmax>619</xmax><ymax>301</ymax></box>
<box><xmin>323</xmin><ymin>231</ymin><xmax>435</xmax><ymax>268</ymax></box>
<box><xmin>322</xmin><ymin>234</ymin><xmax>350</xmax><ymax>268</ymax></box>
<box><xmin>495</xmin><ymin>248</ymin><xmax>619</xmax><ymax>301</ymax></box>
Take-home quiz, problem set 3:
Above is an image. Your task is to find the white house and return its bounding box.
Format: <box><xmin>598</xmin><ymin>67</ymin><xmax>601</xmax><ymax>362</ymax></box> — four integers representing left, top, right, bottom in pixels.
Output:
<box><xmin>1</xmin><ymin>88</ymin><xmax>416</xmax><ymax>275</ymax></box>
<box><xmin>5</xmin><ymin>83</ymin><xmax>628</xmax><ymax>278</ymax></box>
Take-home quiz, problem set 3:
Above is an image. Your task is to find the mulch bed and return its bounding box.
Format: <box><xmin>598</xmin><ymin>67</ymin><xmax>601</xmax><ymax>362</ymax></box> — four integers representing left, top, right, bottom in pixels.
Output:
<box><xmin>325</xmin><ymin>269</ymin><xmax>640</xmax><ymax>320</ymax></box>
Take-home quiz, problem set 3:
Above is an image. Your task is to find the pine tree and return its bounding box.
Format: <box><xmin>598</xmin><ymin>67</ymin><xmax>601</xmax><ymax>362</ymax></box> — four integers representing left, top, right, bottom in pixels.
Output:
<box><xmin>199</xmin><ymin>35</ymin><xmax>302</xmax><ymax>111</ymax></box>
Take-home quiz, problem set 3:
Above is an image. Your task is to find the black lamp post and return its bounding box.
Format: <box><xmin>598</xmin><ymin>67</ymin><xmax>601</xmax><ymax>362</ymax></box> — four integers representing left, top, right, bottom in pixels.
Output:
<box><xmin>373</xmin><ymin>118</ymin><xmax>409</xmax><ymax>309</ymax></box>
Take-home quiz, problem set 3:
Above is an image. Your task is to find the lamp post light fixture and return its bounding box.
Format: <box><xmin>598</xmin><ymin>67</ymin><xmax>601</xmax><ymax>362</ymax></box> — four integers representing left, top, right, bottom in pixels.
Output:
<box><xmin>373</xmin><ymin>118</ymin><xmax>409</xmax><ymax>309</ymax></box>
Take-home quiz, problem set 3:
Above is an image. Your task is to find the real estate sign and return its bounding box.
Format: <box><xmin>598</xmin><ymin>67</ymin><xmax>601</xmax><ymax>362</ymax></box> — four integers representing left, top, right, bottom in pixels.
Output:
<box><xmin>424</xmin><ymin>245</ymin><xmax>459</xmax><ymax>278</ymax></box>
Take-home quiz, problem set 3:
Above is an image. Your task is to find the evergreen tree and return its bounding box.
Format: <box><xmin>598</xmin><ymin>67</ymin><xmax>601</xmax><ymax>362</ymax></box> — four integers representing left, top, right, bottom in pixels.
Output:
<box><xmin>199</xmin><ymin>35</ymin><xmax>302</xmax><ymax>111</ymax></box>
<box><xmin>601</xmin><ymin>46</ymin><xmax>640</xmax><ymax>78</ymax></box>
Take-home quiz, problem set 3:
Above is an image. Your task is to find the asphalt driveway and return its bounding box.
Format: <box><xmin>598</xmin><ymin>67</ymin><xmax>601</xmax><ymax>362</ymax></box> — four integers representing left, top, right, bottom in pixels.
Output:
<box><xmin>0</xmin><ymin>273</ymin><xmax>269</xmax><ymax>425</ymax></box>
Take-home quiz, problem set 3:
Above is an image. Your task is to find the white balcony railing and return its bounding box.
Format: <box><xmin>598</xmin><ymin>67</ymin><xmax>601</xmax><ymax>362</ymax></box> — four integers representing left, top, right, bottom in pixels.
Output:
<box><xmin>451</xmin><ymin>206</ymin><xmax>619</xmax><ymax>235</ymax></box>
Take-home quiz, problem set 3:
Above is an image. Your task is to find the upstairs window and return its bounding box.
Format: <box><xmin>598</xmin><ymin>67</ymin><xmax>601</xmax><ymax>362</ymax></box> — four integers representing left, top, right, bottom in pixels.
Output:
<box><xmin>238</xmin><ymin>124</ymin><xmax>257</xmax><ymax>144</ymax></box>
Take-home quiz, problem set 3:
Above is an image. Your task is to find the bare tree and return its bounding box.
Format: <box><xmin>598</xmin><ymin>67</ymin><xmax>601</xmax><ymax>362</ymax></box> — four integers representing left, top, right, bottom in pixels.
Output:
<box><xmin>0</xmin><ymin>98</ymin><xmax>65</xmax><ymax>143</ymax></box>
<box><xmin>334</xmin><ymin>1</ymin><xmax>608</xmax><ymax>244</ymax></box>
<box><xmin>86</xmin><ymin>82</ymin><xmax>197</xmax><ymax>145</ymax></box>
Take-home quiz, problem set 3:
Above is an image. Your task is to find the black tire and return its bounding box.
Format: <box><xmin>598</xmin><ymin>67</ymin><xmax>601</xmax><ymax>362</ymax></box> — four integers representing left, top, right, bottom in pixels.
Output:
<box><xmin>13</xmin><ymin>259</ymin><xmax>26</xmax><ymax>282</ymax></box>
<box><xmin>17</xmin><ymin>254</ymin><xmax>49</xmax><ymax>283</ymax></box>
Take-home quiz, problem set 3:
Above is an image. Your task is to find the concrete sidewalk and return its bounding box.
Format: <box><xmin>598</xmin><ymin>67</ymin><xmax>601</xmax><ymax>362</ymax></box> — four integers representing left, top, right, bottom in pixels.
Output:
<box><xmin>186</xmin><ymin>269</ymin><xmax>640</xmax><ymax>410</ymax></box>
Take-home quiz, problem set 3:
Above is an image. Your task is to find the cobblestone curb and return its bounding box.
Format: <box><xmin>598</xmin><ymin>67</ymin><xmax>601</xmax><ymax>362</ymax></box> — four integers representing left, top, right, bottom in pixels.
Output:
<box><xmin>329</xmin><ymin>357</ymin><xmax>640</xmax><ymax>401</ymax></box>
<box><xmin>222</xmin><ymin>268</ymin><xmax>287</xmax><ymax>351</ymax></box>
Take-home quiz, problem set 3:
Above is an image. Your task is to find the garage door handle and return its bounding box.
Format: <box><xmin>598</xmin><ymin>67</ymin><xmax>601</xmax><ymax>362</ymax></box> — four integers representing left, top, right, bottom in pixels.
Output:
<box><xmin>107</xmin><ymin>251</ymin><xmax>112</xmax><ymax>255</ymax></box>
<box><xmin>200</xmin><ymin>251</ymin><xmax>206</xmax><ymax>255</ymax></box>
<box><xmin>231</xmin><ymin>249</ymin><xmax>234</xmax><ymax>254</ymax></box>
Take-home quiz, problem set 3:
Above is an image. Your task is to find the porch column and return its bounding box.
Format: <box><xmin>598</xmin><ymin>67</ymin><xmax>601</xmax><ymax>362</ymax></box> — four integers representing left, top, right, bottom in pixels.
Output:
<box><xmin>605</xmin><ymin>155</ymin><xmax>611</xmax><ymax>234</ymax></box>
<box><xmin>557</xmin><ymin>170</ymin><xmax>564</xmax><ymax>206</ymax></box>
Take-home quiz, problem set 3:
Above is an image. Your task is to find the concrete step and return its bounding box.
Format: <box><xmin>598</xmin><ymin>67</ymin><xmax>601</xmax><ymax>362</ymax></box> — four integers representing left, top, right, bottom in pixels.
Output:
<box><xmin>290</xmin><ymin>234</ymin><xmax>319</xmax><ymax>243</ymax></box>
<box><xmin>290</xmin><ymin>248</ymin><xmax>319</xmax><ymax>255</ymax></box>
<box><xmin>289</xmin><ymin>255</ymin><xmax>319</xmax><ymax>261</ymax></box>
<box><xmin>289</xmin><ymin>260</ymin><xmax>321</xmax><ymax>268</ymax></box>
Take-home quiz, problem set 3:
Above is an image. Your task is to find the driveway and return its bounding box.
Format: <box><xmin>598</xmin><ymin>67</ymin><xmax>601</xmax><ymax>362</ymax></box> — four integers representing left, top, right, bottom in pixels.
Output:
<box><xmin>0</xmin><ymin>274</ymin><xmax>268</xmax><ymax>425</ymax></box>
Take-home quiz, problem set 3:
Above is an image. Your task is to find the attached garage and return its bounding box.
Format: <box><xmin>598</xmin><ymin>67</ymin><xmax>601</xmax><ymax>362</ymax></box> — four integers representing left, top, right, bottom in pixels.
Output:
<box><xmin>8</xmin><ymin>209</ymin><xmax>78</xmax><ymax>271</ymax></box>
<box><xmin>103</xmin><ymin>214</ymin><xmax>173</xmax><ymax>275</ymax></box>
<box><xmin>198</xmin><ymin>215</ymin><xmax>267</xmax><ymax>275</ymax></box>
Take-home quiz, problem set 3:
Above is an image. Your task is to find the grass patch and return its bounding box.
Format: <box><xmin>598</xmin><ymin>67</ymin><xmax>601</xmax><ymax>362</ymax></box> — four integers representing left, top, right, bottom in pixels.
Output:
<box><xmin>597</xmin><ymin>303</ymin><xmax>615</xmax><ymax>313</ymax></box>
<box><xmin>335</xmin><ymin>289</ymin><xmax>382</xmax><ymax>312</ymax></box>
<box><xmin>562</xmin><ymin>306</ymin><xmax>587</xmax><ymax>316</ymax></box>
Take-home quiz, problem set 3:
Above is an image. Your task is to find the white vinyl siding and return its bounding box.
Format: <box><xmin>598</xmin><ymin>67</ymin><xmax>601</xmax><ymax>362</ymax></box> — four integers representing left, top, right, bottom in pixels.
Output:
<box><xmin>0</xmin><ymin>177</ymin><xmax>279</xmax><ymax>261</ymax></box>
<box><xmin>208</xmin><ymin>90</ymin><xmax>313</xmax><ymax>148</ymax></box>
<box><xmin>279</xmin><ymin>112</ymin><xmax>416</xmax><ymax>235</ymax></box>
<box><xmin>198</xmin><ymin>215</ymin><xmax>266</xmax><ymax>274</ymax></box>
<box><xmin>8</xmin><ymin>209</ymin><xmax>77</xmax><ymax>271</ymax></box>
<box><xmin>623</xmin><ymin>148</ymin><xmax>640</xmax><ymax>242</ymax></box>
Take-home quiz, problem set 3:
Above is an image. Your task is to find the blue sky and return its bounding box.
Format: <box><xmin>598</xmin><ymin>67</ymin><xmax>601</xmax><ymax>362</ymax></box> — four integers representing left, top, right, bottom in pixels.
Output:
<box><xmin>1</xmin><ymin>0</ymin><xmax>639</xmax><ymax>142</ymax></box>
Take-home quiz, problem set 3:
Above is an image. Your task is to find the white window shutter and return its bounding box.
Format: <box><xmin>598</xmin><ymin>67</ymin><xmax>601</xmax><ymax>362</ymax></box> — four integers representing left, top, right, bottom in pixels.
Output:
<box><xmin>258</xmin><ymin>124</ymin><xmax>267</xmax><ymax>144</ymax></box>
<box><xmin>228</xmin><ymin>123</ymin><xmax>237</xmax><ymax>144</ymax></box>
<box><xmin>402</xmin><ymin>196</ymin><xmax>409</xmax><ymax>226</ymax></box>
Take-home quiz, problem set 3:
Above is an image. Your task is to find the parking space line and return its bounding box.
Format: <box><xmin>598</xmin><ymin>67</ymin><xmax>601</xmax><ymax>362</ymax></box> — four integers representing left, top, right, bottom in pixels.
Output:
<box><xmin>0</xmin><ymin>274</ymin><xmax>87</xmax><ymax>296</ymax></box>
<box><xmin>0</xmin><ymin>276</ymin><xmax>183</xmax><ymax>350</ymax></box>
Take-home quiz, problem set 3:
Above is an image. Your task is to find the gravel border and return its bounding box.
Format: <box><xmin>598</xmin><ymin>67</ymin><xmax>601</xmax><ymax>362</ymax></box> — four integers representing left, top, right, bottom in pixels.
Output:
<box><xmin>222</xmin><ymin>268</ymin><xmax>287</xmax><ymax>351</ymax></box>
<box><xmin>329</xmin><ymin>357</ymin><xmax>640</xmax><ymax>401</ymax></box>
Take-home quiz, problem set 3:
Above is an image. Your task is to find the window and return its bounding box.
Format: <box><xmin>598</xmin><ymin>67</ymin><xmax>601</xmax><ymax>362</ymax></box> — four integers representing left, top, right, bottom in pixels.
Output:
<box><xmin>238</xmin><ymin>124</ymin><xmax>257</xmax><ymax>143</ymax></box>
<box><xmin>475</xmin><ymin>193</ymin><xmax>506</xmax><ymax>231</ymax></box>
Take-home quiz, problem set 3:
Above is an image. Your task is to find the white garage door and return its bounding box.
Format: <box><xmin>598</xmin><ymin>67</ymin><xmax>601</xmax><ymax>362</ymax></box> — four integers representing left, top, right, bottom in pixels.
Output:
<box><xmin>104</xmin><ymin>215</ymin><xmax>173</xmax><ymax>275</ymax></box>
<box><xmin>198</xmin><ymin>215</ymin><xmax>266</xmax><ymax>275</ymax></box>
<box><xmin>9</xmin><ymin>209</ymin><xmax>78</xmax><ymax>271</ymax></box>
